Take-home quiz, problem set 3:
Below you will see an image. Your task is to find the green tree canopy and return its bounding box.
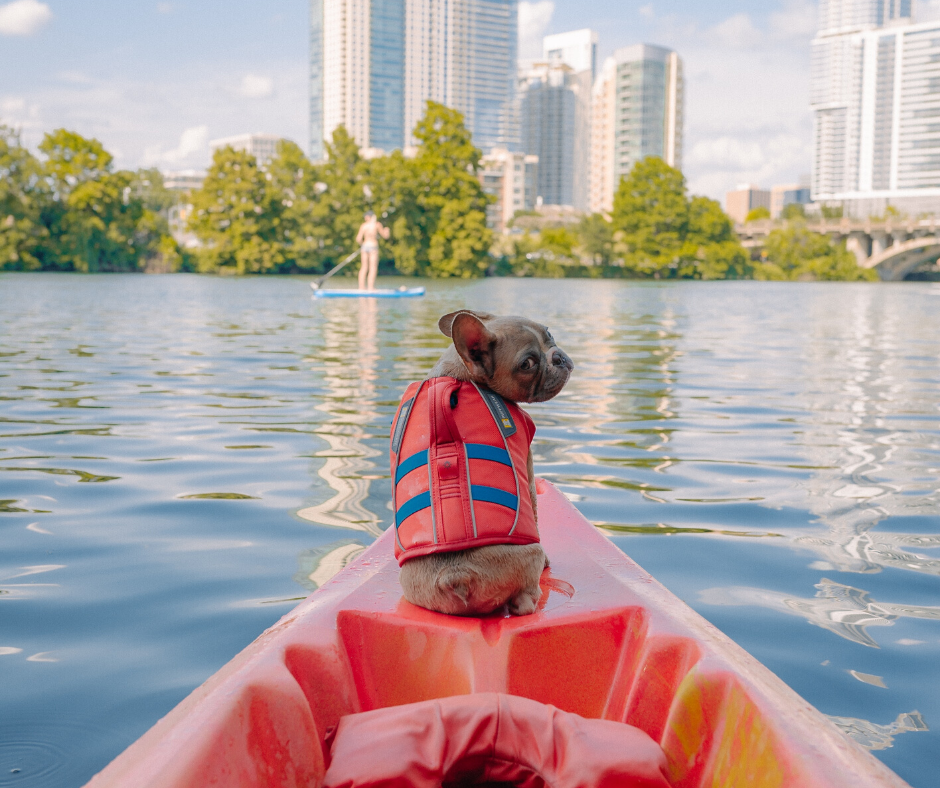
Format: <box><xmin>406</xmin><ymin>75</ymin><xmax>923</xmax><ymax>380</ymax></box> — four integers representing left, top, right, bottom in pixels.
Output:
<box><xmin>745</xmin><ymin>206</ymin><xmax>770</xmax><ymax>222</ymax></box>
<box><xmin>576</xmin><ymin>213</ymin><xmax>614</xmax><ymax>265</ymax></box>
<box><xmin>781</xmin><ymin>202</ymin><xmax>805</xmax><ymax>220</ymax></box>
<box><xmin>0</xmin><ymin>125</ymin><xmax>48</xmax><ymax>270</ymax></box>
<box><xmin>612</xmin><ymin>157</ymin><xmax>750</xmax><ymax>279</ymax></box>
<box><xmin>408</xmin><ymin>101</ymin><xmax>492</xmax><ymax>277</ymax></box>
<box><xmin>189</xmin><ymin>146</ymin><xmax>289</xmax><ymax>274</ymax></box>
<box><xmin>757</xmin><ymin>221</ymin><xmax>877</xmax><ymax>281</ymax></box>
<box><xmin>37</xmin><ymin>130</ymin><xmax>172</xmax><ymax>272</ymax></box>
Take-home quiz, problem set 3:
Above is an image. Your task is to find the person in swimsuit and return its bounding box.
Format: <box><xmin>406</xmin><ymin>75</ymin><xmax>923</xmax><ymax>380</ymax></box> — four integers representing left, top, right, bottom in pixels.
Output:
<box><xmin>355</xmin><ymin>211</ymin><xmax>391</xmax><ymax>291</ymax></box>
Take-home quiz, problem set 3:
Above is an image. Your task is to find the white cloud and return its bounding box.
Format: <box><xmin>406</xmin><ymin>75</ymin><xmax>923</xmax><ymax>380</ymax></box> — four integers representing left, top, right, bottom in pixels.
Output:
<box><xmin>1</xmin><ymin>97</ymin><xmax>26</xmax><ymax>114</ymax></box>
<box><xmin>770</xmin><ymin>0</ymin><xmax>817</xmax><ymax>40</ymax></box>
<box><xmin>0</xmin><ymin>95</ymin><xmax>41</xmax><ymax>134</ymax></box>
<box><xmin>0</xmin><ymin>0</ymin><xmax>52</xmax><ymax>36</ymax></box>
<box><xmin>641</xmin><ymin>3</ymin><xmax>814</xmax><ymax>203</ymax></box>
<box><xmin>143</xmin><ymin>124</ymin><xmax>209</xmax><ymax>167</ymax></box>
<box><xmin>518</xmin><ymin>1</ymin><xmax>554</xmax><ymax>62</ymax></box>
<box><xmin>639</xmin><ymin>5</ymin><xmax>654</xmax><ymax>20</ymax></box>
<box><xmin>238</xmin><ymin>73</ymin><xmax>274</xmax><ymax>99</ymax></box>
<box><xmin>710</xmin><ymin>13</ymin><xmax>763</xmax><ymax>50</ymax></box>
<box><xmin>156</xmin><ymin>2</ymin><xmax>173</xmax><ymax>13</ymax></box>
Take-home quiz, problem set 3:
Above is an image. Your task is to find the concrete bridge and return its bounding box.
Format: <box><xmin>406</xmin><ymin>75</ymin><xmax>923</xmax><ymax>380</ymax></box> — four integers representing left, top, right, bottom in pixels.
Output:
<box><xmin>735</xmin><ymin>218</ymin><xmax>940</xmax><ymax>280</ymax></box>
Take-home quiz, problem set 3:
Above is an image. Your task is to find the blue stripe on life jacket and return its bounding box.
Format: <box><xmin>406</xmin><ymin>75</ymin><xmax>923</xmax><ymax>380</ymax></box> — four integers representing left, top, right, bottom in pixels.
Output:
<box><xmin>395</xmin><ymin>449</ymin><xmax>428</xmax><ymax>484</ymax></box>
<box><xmin>465</xmin><ymin>443</ymin><xmax>513</xmax><ymax>467</ymax></box>
<box><xmin>470</xmin><ymin>485</ymin><xmax>518</xmax><ymax>511</ymax></box>
<box><xmin>395</xmin><ymin>490</ymin><xmax>432</xmax><ymax>528</ymax></box>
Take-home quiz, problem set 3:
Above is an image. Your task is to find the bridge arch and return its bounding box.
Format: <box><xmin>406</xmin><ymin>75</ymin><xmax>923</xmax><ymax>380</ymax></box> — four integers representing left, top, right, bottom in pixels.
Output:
<box><xmin>864</xmin><ymin>238</ymin><xmax>940</xmax><ymax>281</ymax></box>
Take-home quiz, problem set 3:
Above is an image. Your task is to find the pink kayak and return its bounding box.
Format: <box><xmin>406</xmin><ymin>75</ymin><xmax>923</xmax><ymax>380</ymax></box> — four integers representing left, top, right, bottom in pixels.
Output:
<box><xmin>84</xmin><ymin>479</ymin><xmax>910</xmax><ymax>788</ymax></box>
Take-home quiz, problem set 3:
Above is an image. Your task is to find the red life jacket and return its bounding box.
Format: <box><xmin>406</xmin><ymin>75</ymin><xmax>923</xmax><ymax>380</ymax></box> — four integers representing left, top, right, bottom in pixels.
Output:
<box><xmin>390</xmin><ymin>376</ymin><xmax>539</xmax><ymax>566</ymax></box>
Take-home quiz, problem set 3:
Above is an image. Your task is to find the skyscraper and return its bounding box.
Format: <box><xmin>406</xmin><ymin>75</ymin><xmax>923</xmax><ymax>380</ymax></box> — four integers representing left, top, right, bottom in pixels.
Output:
<box><xmin>479</xmin><ymin>147</ymin><xmax>539</xmax><ymax>231</ymax></box>
<box><xmin>543</xmin><ymin>28</ymin><xmax>597</xmax><ymax>80</ymax></box>
<box><xmin>589</xmin><ymin>44</ymin><xmax>683</xmax><ymax>214</ymax></box>
<box><xmin>811</xmin><ymin>0</ymin><xmax>940</xmax><ymax>215</ymax></box>
<box><xmin>519</xmin><ymin>62</ymin><xmax>591</xmax><ymax>209</ymax></box>
<box><xmin>309</xmin><ymin>0</ymin><xmax>405</xmax><ymax>161</ymax></box>
<box><xmin>311</xmin><ymin>0</ymin><xmax>517</xmax><ymax>159</ymax></box>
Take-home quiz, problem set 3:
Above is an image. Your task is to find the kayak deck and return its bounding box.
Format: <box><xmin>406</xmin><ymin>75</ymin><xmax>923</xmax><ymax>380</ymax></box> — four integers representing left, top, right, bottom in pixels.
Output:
<box><xmin>85</xmin><ymin>480</ymin><xmax>908</xmax><ymax>788</ymax></box>
<box><xmin>311</xmin><ymin>285</ymin><xmax>425</xmax><ymax>298</ymax></box>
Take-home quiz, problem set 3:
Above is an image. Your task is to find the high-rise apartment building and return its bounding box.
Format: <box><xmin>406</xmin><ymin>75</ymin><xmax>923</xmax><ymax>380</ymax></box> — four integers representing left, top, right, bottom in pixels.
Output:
<box><xmin>479</xmin><ymin>147</ymin><xmax>539</xmax><ymax>231</ymax></box>
<box><xmin>309</xmin><ymin>0</ymin><xmax>405</xmax><ymax>161</ymax></box>
<box><xmin>543</xmin><ymin>28</ymin><xmax>597</xmax><ymax>80</ymax></box>
<box><xmin>310</xmin><ymin>0</ymin><xmax>517</xmax><ymax>160</ymax></box>
<box><xmin>589</xmin><ymin>44</ymin><xmax>683</xmax><ymax>214</ymax></box>
<box><xmin>519</xmin><ymin>63</ymin><xmax>592</xmax><ymax>210</ymax></box>
<box><xmin>811</xmin><ymin>0</ymin><xmax>940</xmax><ymax>214</ymax></box>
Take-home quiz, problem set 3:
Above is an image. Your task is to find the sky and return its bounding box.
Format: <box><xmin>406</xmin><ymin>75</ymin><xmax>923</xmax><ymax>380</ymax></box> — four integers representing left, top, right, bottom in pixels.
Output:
<box><xmin>0</xmin><ymin>0</ymin><xmax>929</xmax><ymax>203</ymax></box>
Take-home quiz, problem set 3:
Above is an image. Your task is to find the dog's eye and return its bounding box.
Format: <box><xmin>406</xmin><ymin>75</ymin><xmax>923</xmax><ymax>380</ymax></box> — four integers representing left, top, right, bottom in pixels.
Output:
<box><xmin>520</xmin><ymin>357</ymin><xmax>536</xmax><ymax>371</ymax></box>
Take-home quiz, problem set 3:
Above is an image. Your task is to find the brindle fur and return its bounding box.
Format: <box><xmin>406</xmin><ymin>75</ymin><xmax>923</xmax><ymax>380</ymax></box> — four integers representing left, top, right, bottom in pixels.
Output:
<box><xmin>398</xmin><ymin>310</ymin><xmax>573</xmax><ymax>616</ymax></box>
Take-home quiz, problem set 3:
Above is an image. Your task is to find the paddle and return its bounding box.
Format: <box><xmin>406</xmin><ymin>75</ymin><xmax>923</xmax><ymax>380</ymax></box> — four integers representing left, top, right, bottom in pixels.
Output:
<box><xmin>311</xmin><ymin>248</ymin><xmax>361</xmax><ymax>291</ymax></box>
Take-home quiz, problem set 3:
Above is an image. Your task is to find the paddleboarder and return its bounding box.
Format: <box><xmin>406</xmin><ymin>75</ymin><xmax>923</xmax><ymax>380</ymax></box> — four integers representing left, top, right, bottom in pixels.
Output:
<box><xmin>355</xmin><ymin>211</ymin><xmax>391</xmax><ymax>291</ymax></box>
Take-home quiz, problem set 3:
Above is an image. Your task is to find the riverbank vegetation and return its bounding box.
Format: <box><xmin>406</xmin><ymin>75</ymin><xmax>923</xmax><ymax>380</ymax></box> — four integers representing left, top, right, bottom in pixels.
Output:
<box><xmin>1</xmin><ymin>126</ymin><xmax>176</xmax><ymax>272</ymax></box>
<box><xmin>1</xmin><ymin>106</ymin><xmax>878</xmax><ymax>281</ymax></box>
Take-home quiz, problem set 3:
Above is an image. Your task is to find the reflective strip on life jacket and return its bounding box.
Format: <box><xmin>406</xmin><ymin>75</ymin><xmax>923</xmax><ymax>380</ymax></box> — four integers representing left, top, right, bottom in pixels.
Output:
<box><xmin>389</xmin><ymin>377</ymin><xmax>538</xmax><ymax>564</ymax></box>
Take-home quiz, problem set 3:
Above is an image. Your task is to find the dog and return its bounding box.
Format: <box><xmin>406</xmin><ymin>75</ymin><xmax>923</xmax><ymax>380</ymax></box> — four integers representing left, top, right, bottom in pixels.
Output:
<box><xmin>391</xmin><ymin>310</ymin><xmax>573</xmax><ymax>616</ymax></box>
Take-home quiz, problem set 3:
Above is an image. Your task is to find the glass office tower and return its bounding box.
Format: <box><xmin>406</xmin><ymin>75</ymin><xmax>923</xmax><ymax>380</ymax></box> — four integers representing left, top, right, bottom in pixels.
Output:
<box><xmin>309</xmin><ymin>0</ymin><xmax>404</xmax><ymax>160</ymax></box>
<box><xmin>312</xmin><ymin>0</ymin><xmax>517</xmax><ymax>158</ymax></box>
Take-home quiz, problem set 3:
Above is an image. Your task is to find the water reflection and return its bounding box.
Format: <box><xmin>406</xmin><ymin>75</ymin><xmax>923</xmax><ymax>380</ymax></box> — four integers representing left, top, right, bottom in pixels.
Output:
<box><xmin>296</xmin><ymin>299</ymin><xmax>384</xmax><ymax>536</ymax></box>
<box><xmin>789</xmin><ymin>289</ymin><xmax>940</xmax><ymax>578</ymax></box>
<box><xmin>293</xmin><ymin>539</ymin><xmax>367</xmax><ymax>591</ymax></box>
<box><xmin>700</xmin><ymin>578</ymin><xmax>940</xmax><ymax>648</ymax></box>
<box><xmin>2</xmin><ymin>277</ymin><xmax>940</xmax><ymax>788</ymax></box>
<box><xmin>828</xmin><ymin>711</ymin><xmax>928</xmax><ymax>751</ymax></box>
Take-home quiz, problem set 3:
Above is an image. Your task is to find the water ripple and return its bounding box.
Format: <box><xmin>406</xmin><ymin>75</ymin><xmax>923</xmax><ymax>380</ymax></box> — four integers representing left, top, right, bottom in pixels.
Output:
<box><xmin>1</xmin><ymin>276</ymin><xmax>939</xmax><ymax>786</ymax></box>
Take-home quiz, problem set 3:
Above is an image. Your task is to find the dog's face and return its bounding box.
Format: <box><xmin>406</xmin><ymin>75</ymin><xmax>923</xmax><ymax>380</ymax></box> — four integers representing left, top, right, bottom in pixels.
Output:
<box><xmin>439</xmin><ymin>310</ymin><xmax>573</xmax><ymax>403</ymax></box>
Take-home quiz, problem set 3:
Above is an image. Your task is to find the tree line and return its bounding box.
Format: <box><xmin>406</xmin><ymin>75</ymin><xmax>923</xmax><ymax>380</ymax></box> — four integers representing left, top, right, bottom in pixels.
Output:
<box><xmin>1</xmin><ymin>102</ymin><xmax>876</xmax><ymax>281</ymax></box>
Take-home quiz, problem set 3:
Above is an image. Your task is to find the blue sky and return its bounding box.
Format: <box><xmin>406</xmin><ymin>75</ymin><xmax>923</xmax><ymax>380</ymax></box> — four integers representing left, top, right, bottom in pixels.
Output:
<box><xmin>0</xmin><ymin>0</ymin><xmax>837</xmax><ymax>201</ymax></box>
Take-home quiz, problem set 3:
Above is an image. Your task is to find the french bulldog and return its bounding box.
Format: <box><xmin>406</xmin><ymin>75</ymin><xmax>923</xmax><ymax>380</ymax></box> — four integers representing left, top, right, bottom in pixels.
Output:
<box><xmin>397</xmin><ymin>310</ymin><xmax>573</xmax><ymax>616</ymax></box>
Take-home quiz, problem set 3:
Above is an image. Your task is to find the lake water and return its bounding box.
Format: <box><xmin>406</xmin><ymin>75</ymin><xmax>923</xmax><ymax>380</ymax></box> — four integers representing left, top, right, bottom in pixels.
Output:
<box><xmin>1</xmin><ymin>273</ymin><xmax>939</xmax><ymax>787</ymax></box>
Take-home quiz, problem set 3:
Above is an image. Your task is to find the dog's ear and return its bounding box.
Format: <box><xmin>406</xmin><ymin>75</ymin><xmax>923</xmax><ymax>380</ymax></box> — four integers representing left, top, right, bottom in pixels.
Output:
<box><xmin>438</xmin><ymin>310</ymin><xmax>496</xmax><ymax>338</ymax></box>
<box><xmin>450</xmin><ymin>312</ymin><xmax>498</xmax><ymax>379</ymax></box>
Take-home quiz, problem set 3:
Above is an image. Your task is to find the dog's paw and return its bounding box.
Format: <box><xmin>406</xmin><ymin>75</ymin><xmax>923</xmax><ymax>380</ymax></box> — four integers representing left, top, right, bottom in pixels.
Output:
<box><xmin>507</xmin><ymin>586</ymin><xmax>540</xmax><ymax>616</ymax></box>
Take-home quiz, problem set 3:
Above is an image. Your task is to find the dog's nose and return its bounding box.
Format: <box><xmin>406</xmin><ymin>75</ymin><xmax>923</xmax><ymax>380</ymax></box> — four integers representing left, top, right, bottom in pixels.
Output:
<box><xmin>551</xmin><ymin>349</ymin><xmax>573</xmax><ymax>370</ymax></box>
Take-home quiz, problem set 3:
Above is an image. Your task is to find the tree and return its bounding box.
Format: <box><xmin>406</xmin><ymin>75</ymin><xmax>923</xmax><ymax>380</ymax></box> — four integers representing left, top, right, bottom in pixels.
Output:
<box><xmin>757</xmin><ymin>221</ymin><xmax>877</xmax><ymax>281</ymax></box>
<box><xmin>611</xmin><ymin>157</ymin><xmax>750</xmax><ymax>279</ymax></box>
<box><xmin>189</xmin><ymin>146</ymin><xmax>288</xmax><ymax>274</ymax></box>
<box><xmin>409</xmin><ymin>102</ymin><xmax>492</xmax><ymax>277</ymax></box>
<box><xmin>781</xmin><ymin>202</ymin><xmax>805</xmax><ymax>220</ymax></box>
<box><xmin>38</xmin><ymin>130</ymin><xmax>171</xmax><ymax>272</ymax></box>
<box><xmin>538</xmin><ymin>227</ymin><xmax>578</xmax><ymax>259</ymax></box>
<box><xmin>0</xmin><ymin>125</ymin><xmax>48</xmax><ymax>270</ymax></box>
<box><xmin>576</xmin><ymin>214</ymin><xmax>613</xmax><ymax>265</ymax></box>
<box><xmin>305</xmin><ymin>127</ymin><xmax>368</xmax><ymax>270</ymax></box>
<box><xmin>264</xmin><ymin>138</ymin><xmax>323</xmax><ymax>270</ymax></box>
<box><xmin>745</xmin><ymin>206</ymin><xmax>770</xmax><ymax>222</ymax></box>
<box><xmin>684</xmin><ymin>195</ymin><xmax>752</xmax><ymax>279</ymax></box>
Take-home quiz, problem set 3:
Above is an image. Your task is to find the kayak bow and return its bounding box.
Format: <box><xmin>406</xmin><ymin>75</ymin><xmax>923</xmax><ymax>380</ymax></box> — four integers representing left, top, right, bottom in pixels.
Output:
<box><xmin>84</xmin><ymin>479</ymin><xmax>909</xmax><ymax>788</ymax></box>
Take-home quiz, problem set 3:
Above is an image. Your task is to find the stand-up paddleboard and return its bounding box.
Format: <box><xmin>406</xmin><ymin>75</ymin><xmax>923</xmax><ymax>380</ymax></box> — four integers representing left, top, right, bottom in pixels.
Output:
<box><xmin>309</xmin><ymin>250</ymin><xmax>426</xmax><ymax>298</ymax></box>
<box><xmin>311</xmin><ymin>285</ymin><xmax>426</xmax><ymax>298</ymax></box>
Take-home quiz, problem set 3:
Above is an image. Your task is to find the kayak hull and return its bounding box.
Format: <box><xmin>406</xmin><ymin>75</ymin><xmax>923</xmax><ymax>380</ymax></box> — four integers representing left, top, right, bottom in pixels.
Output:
<box><xmin>84</xmin><ymin>480</ymin><xmax>910</xmax><ymax>788</ymax></box>
<box><xmin>311</xmin><ymin>286</ymin><xmax>425</xmax><ymax>298</ymax></box>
